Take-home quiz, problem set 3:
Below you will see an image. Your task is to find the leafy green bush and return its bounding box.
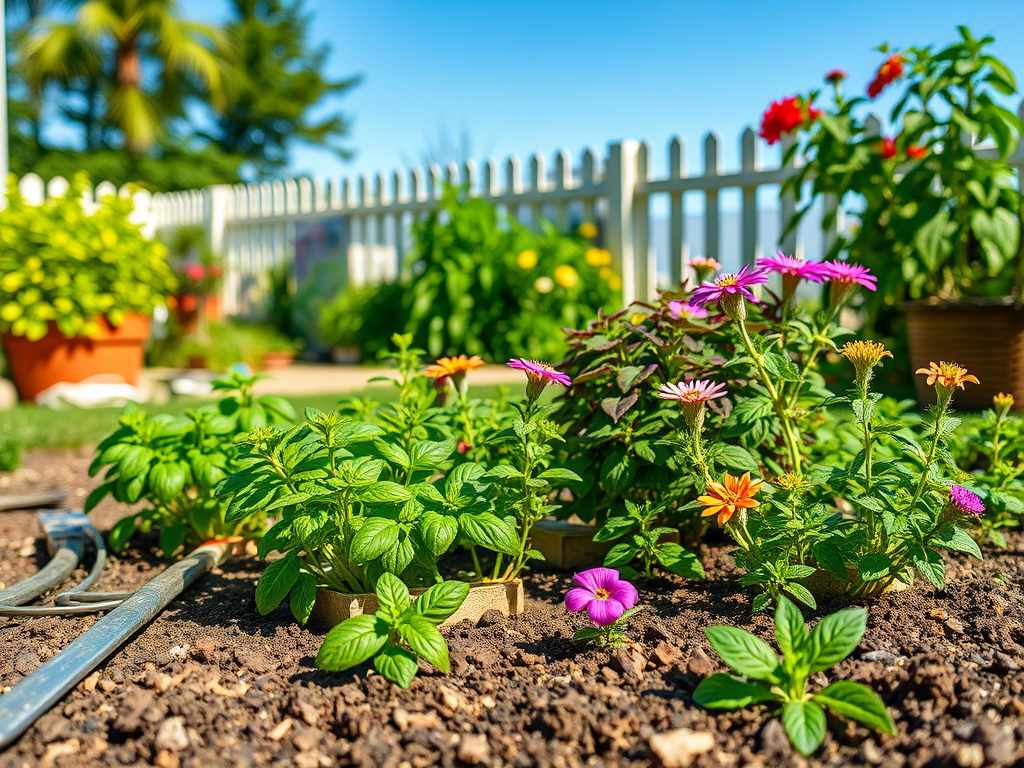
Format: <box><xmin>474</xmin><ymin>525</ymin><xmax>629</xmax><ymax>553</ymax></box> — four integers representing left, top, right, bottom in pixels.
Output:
<box><xmin>320</xmin><ymin>185</ymin><xmax>618</xmax><ymax>361</ymax></box>
<box><xmin>0</xmin><ymin>174</ymin><xmax>176</xmax><ymax>340</ymax></box>
<box><xmin>88</xmin><ymin>370</ymin><xmax>296</xmax><ymax>555</ymax></box>
<box><xmin>784</xmin><ymin>27</ymin><xmax>1021</xmax><ymax>313</ymax></box>
<box><xmin>0</xmin><ymin>438</ymin><xmax>21</xmax><ymax>472</ymax></box>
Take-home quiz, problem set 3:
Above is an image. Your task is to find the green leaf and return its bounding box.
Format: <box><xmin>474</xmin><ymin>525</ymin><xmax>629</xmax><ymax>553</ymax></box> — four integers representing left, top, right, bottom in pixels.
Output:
<box><xmin>814</xmin><ymin>680</ymin><xmax>895</xmax><ymax>735</ymax></box>
<box><xmin>705</xmin><ymin>626</ymin><xmax>781</xmax><ymax>682</ymax></box>
<box><xmin>782</xmin><ymin>700</ymin><xmax>827</xmax><ymax>756</ymax></box>
<box><xmin>374</xmin><ymin>438</ymin><xmax>411</xmax><ymax>469</ymax></box>
<box><xmin>359</xmin><ymin>481</ymin><xmax>413</xmax><ymax>504</ymax></box>
<box><xmin>594</xmin><ymin>516</ymin><xmax>635</xmax><ymax>543</ymax></box>
<box><xmin>806</xmin><ymin>607</ymin><xmax>867</xmax><ymax>673</ymax></box>
<box><xmin>290</xmin><ymin>571</ymin><xmax>318</xmax><ymax>625</ymax></box>
<box><xmin>350</xmin><ymin>518</ymin><xmax>401</xmax><ymax>563</ymax></box>
<box><xmin>812</xmin><ymin>542</ymin><xmax>848</xmax><ymax>580</ymax></box>
<box><xmin>774</xmin><ymin>596</ymin><xmax>809</xmax><ymax>661</ymax></box>
<box><xmin>84</xmin><ymin>482</ymin><xmax>114</xmax><ymax>514</ymax></box>
<box><xmin>399</xmin><ymin>615</ymin><xmax>450</xmax><ymax>672</ymax></box>
<box><xmin>604</xmin><ymin>542</ymin><xmax>639</xmax><ymax>567</ymax></box>
<box><xmin>656</xmin><ymin>542</ymin><xmax>705</xmax><ymax>579</ymax></box>
<box><xmin>255</xmin><ymin>554</ymin><xmax>301</xmax><ymax>615</ymax></box>
<box><xmin>459</xmin><ymin>513</ymin><xmax>520</xmax><ymax>556</ymax></box>
<box><xmin>316</xmin><ymin>614</ymin><xmax>390</xmax><ymax>671</ymax></box>
<box><xmin>149</xmin><ymin>461</ymin><xmax>187</xmax><ymax>503</ymax></box>
<box><xmin>915</xmin><ymin>211</ymin><xmax>953</xmax><ymax>272</ymax></box>
<box><xmin>537</xmin><ymin>468</ymin><xmax>583</xmax><ymax>484</ymax></box>
<box><xmin>762</xmin><ymin>351</ymin><xmax>801</xmax><ymax>382</ymax></box>
<box><xmin>375</xmin><ymin>572</ymin><xmax>412</xmax><ymax>613</ymax></box>
<box><xmin>912</xmin><ymin>546</ymin><xmax>946</xmax><ymax>589</ymax></box>
<box><xmin>159</xmin><ymin>522</ymin><xmax>187</xmax><ymax>558</ymax></box>
<box><xmin>419</xmin><ymin>513</ymin><xmax>458</xmax><ymax>556</ymax></box>
<box><xmin>692</xmin><ymin>672</ymin><xmax>778</xmax><ymax>709</ymax></box>
<box><xmin>373</xmin><ymin>643</ymin><xmax>419</xmax><ymax>688</ymax></box>
<box><xmin>107</xmin><ymin>514</ymin><xmax>138</xmax><ymax>552</ymax></box>
<box><xmin>932</xmin><ymin>524</ymin><xmax>982</xmax><ymax>560</ymax></box>
<box><xmin>409</xmin><ymin>439</ymin><xmax>456</xmax><ymax>471</ymax></box>
<box><xmin>415</xmin><ymin>580</ymin><xmax>470</xmax><ymax>624</ymax></box>
<box><xmin>783</xmin><ymin>581</ymin><xmax>817</xmax><ymax>609</ymax></box>
<box><xmin>600</xmin><ymin>450</ymin><xmax>636</xmax><ymax>495</ymax></box>
<box><xmin>857</xmin><ymin>553</ymin><xmax>892</xmax><ymax>583</ymax></box>
<box><xmin>715</xmin><ymin>444</ymin><xmax>760</xmax><ymax>472</ymax></box>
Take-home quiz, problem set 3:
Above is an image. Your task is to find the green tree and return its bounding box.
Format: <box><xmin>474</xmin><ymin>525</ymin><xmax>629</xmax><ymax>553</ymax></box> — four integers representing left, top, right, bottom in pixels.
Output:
<box><xmin>20</xmin><ymin>0</ymin><xmax>230</xmax><ymax>153</ymax></box>
<box><xmin>212</xmin><ymin>0</ymin><xmax>359</xmax><ymax>176</ymax></box>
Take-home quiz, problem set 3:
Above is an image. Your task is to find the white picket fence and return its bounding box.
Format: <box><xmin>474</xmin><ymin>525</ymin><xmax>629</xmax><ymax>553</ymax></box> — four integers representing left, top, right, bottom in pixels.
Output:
<box><xmin>13</xmin><ymin>104</ymin><xmax>1024</xmax><ymax>314</ymax></box>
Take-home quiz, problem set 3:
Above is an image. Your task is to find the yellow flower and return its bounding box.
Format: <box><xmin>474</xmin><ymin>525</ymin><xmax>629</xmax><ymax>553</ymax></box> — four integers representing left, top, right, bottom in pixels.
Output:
<box><xmin>554</xmin><ymin>265</ymin><xmax>579</xmax><ymax>289</ymax></box>
<box><xmin>534</xmin><ymin>276</ymin><xmax>554</xmax><ymax>294</ymax></box>
<box><xmin>579</xmin><ymin>222</ymin><xmax>599</xmax><ymax>239</ymax></box>
<box><xmin>425</xmin><ymin>355</ymin><xmax>485</xmax><ymax>380</ymax></box>
<box><xmin>517</xmin><ymin>249</ymin><xmax>538</xmax><ymax>269</ymax></box>
<box><xmin>608</xmin><ymin>274</ymin><xmax>623</xmax><ymax>291</ymax></box>
<box><xmin>631</xmin><ymin>312</ymin><xmax>646</xmax><ymax>325</ymax></box>
<box><xmin>994</xmin><ymin>392</ymin><xmax>1015</xmax><ymax>416</ymax></box>
<box><xmin>586</xmin><ymin>247</ymin><xmax>612</xmax><ymax>267</ymax></box>
<box><xmin>840</xmin><ymin>340</ymin><xmax>892</xmax><ymax>383</ymax></box>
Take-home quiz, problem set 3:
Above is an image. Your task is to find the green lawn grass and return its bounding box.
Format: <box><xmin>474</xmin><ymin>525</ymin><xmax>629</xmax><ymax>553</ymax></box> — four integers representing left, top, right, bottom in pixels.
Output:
<box><xmin>0</xmin><ymin>385</ymin><xmax>511</xmax><ymax>451</ymax></box>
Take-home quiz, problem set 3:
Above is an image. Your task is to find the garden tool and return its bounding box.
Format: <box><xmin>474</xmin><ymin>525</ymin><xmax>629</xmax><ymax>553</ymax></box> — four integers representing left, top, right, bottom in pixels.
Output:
<box><xmin>0</xmin><ymin>490</ymin><xmax>67</xmax><ymax>512</ymax></box>
<box><xmin>0</xmin><ymin>512</ymin><xmax>236</xmax><ymax>749</ymax></box>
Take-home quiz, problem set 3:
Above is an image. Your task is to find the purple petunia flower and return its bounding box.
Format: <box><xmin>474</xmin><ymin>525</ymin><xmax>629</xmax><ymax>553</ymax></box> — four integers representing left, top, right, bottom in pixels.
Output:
<box><xmin>821</xmin><ymin>260</ymin><xmax>877</xmax><ymax>291</ymax></box>
<box><xmin>565</xmin><ymin>567</ymin><xmax>638</xmax><ymax>627</ymax></box>
<box><xmin>950</xmin><ymin>485</ymin><xmax>985</xmax><ymax>516</ymax></box>
<box><xmin>668</xmin><ymin>301</ymin><xmax>709</xmax><ymax>320</ymax></box>
<box><xmin>757</xmin><ymin>252</ymin><xmax>828</xmax><ymax>282</ymax></box>
<box><xmin>690</xmin><ymin>265</ymin><xmax>770</xmax><ymax>307</ymax></box>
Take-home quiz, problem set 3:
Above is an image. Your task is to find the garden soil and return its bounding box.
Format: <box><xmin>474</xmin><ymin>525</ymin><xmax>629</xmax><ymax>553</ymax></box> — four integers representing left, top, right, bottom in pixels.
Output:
<box><xmin>1</xmin><ymin>448</ymin><xmax>1023</xmax><ymax>768</ymax></box>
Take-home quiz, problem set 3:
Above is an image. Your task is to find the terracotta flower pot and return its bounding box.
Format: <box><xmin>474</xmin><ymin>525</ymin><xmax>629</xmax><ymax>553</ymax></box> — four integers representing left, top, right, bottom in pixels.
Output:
<box><xmin>260</xmin><ymin>350</ymin><xmax>295</xmax><ymax>371</ymax></box>
<box><xmin>310</xmin><ymin>579</ymin><xmax>525</xmax><ymax>629</ymax></box>
<box><xmin>905</xmin><ymin>298</ymin><xmax>1024</xmax><ymax>410</ymax></box>
<box><xmin>529</xmin><ymin>518</ymin><xmax>680</xmax><ymax>570</ymax></box>
<box><xmin>2</xmin><ymin>314</ymin><xmax>152</xmax><ymax>402</ymax></box>
<box><xmin>172</xmin><ymin>294</ymin><xmax>223</xmax><ymax>335</ymax></box>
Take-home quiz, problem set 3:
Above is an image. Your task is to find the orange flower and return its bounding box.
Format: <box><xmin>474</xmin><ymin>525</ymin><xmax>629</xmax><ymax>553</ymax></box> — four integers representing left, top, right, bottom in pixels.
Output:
<box><xmin>915</xmin><ymin>361</ymin><xmax>979</xmax><ymax>390</ymax></box>
<box><xmin>425</xmin><ymin>354</ymin><xmax>485</xmax><ymax>380</ymax></box>
<box><xmin>697</xmin><ymin>472</ymin><xmax>763</xmax><ymax>525</ymax></box>
<box><xmin>906</xmin><ymin>144</ymin><xmax>927</xmax><ymax>159</ymax></box>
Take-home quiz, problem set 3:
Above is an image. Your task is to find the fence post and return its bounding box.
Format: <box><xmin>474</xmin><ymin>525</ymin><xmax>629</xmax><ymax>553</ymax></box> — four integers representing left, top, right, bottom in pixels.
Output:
<box><xmin>205</xmin><ymin>184</ymin><xmax>234</xmax><ymax>312</ymax></box>
<box><xmin>606</xmin><ymin>140</ymin><xmax>639</xmax><ymax>304</ymax></box>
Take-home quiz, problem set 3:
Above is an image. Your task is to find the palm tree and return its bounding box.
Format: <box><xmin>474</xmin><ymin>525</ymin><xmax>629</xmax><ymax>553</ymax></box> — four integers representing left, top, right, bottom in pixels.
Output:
<box><xmin>21</xmin><ymin>0</ymin><xmax>230</xmax><ymax>153</ymax></box>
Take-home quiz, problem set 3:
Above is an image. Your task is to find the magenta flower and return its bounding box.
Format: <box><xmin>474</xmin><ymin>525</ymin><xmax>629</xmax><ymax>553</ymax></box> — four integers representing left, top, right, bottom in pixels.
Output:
<box><xmin>690</xmin><ymin>265</ymin><xmax>769</xmax><ymax>307</ymax></box>
<box><xmin>565</xmin><ymin>567</ymin><xmax>638</xmax><ymax>627</ymax></box>
<box><xmin>821</xmin><ymin>260</ymin><xmax>877</xmax><ymax>291</ymax></box>
<box><xmin>668</xmin><ymin>301</ymin><xmax>709</xmax><ymax>320</ymax></box>
<box><xmin>757</xmin><ymin>252</ymin><xmax>827</xmax><ymax>283</ymax></box>
<box><xmin>507</xmin><ymin>358</ymin><xmax>572</xmax><ymax>387</ymax></box>
<box><xmin>657</xmin><ymin>379</ymin><xmax>728</xmax><ymax>404</ymax></box>
<box><xmin>950</xmin><ymin>485</ymin><xmax>985</xmax><ymax>516</ymax></box>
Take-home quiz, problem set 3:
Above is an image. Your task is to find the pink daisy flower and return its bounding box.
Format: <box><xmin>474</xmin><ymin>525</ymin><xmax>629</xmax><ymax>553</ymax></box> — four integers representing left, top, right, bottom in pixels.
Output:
<box><xmin>821</xmin><ymin>261</ymin><xmax>877</xmax><ymax>291</ymax></box>
<box><xmin>668</xmin><ymin>301</ymin><xmax>709</xmax><ymax>320</ymax></box>
<box><xmin>757</xmin><ymin>252</ymin><xmax>827</xmax><ymax>282</ymax></box>
<box><xmin>657</xmin><ymin>379</ymin><xmax>728</xmax><ymax>404</ymax></box>
<box><xmin>950</xmin><ymin>485</ymin><xmax>984</xmax><ymax>517</ymax></box>
<box><xmin>690</xmin><ymin>264</ymin><xmax>769</xmax><ymax>307</ymax></box>
<box><xmin>565</xmin><ymin>567</ymin><xmax>638</xmax><ymax>627</ymax></box>
<box><xmin>506</xmin><ymin>358</ymin><xmax>572</xmax><ymax>388</ymax></box>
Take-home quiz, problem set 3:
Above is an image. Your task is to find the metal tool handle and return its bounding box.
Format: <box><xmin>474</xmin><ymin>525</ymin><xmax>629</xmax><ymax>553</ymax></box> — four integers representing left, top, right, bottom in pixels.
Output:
<box><xmin>0</xmin><ymin>541</ymin><xmax>231</xmax><ymax>749</ymax></box>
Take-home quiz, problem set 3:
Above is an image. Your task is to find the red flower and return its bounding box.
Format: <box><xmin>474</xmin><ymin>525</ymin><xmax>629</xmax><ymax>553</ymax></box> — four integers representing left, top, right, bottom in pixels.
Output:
<box><xmin>185</xmin><ymin>264</ymin><xmax>205</xmax><ymax>281</ymax></box>
<box><xmin>457</xmin><ymin>440</ymin><xmax>472</xmax><ymax>454</ymax></box>
<box><xmin>877</xmin><ymin>138</ymin><xmax>897</xmax><ymax>159</ymax></box>
<box><xmin>906</xmin><ymin>144</ymin><xmax>927</xmax><ymax>159</ymax></box>
<box><xmin>758</xmin><ymin>96</ymin><xmax>822</xmax><ymax>145</ymax></box>
<box><xmin>209</xmin><ymin>265</ymin><xmax>223</xmax><ymax>278</ymax></box>
<box><xmin>825</xmin><ymin>69</ymin><xmax>847</xmax><ymax>84</ymax></box>
<box><xmin>867</xmin><ymin>54</ymin><xmax>906</xmax><ymax>98</ymax></box>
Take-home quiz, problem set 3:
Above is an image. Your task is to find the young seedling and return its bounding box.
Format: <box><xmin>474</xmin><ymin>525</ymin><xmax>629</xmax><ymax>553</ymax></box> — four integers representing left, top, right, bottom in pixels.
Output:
<box><xmin>315</xmin><ymin>573</ymin><xmax>469</xmax><ymax>688</ymax></box>
<box><xmin>693</xmin><ymin>597</ymin><xmax>894</xmax><ymax>756</ymax></box>
<box><xmin>596</xmin><ymin>500</ymin><xmax>705</xmax><ymax>580</ymax></box>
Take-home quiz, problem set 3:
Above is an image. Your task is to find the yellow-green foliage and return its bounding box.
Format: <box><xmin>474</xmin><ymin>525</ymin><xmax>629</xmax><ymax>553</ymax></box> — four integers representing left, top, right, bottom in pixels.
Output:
<box><xmin>0</xmin><ymin>174</ymin><xmax>177</xmax><ymax>340</ymax></box>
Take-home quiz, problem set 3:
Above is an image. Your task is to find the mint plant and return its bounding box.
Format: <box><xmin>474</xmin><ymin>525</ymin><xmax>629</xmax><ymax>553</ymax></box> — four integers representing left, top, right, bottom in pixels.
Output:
<box><xmin>694</xmin><ymin>597</ymin><xmax>894</xmax><ymax>756</ymax></box>
<box><xmin>315</xmin><ymin>573</ymin><xmax>469</xmax><ymax>688</ymax></box>
<box><xmin>595</xmin><ymin>500</ymin><xmax>704</xmax><ymax>580</ymax></box>
<box><xmin>87</xmin><ymin>371</ymin><xmax>295</xmax><ymax>556</ymax></box>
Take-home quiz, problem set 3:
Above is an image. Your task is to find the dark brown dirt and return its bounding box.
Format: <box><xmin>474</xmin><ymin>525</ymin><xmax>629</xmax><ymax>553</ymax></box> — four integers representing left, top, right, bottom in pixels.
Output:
<box><xmin>1</xmin><ymin>448</ymin><xmax>1023</xmax><ymax>768</ymax></box>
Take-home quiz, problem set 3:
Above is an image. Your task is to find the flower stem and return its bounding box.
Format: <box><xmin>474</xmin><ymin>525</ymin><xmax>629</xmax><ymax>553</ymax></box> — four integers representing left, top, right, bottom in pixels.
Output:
<box><xmin>908</xmin><ymin>403</ymin><xmax>947</xmax><ymax>512</ymax></box>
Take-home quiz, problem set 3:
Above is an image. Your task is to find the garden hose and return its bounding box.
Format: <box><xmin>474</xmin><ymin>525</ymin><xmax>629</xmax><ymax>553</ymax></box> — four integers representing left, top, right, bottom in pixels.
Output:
<box><xmin>0</xmin><ymin>539</ymin><xmax>234</xmax><ymax>750</ymax></box>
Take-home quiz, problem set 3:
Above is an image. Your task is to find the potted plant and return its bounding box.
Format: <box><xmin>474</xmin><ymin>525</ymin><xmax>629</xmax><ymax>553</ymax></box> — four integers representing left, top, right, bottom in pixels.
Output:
<box><xmin>780</xmin><ymin>27</ymin><xmax>1023</xmax><ymax>408</ymax></box>
<box><xmin>0</xmin><ymin>176</ymin><xmax>177</xmax><ymax>401</ymax></box>
<box><xmin>164</xmin><ymin>225</ymin><xmax>224</xmax><ymax>336</ymax></box>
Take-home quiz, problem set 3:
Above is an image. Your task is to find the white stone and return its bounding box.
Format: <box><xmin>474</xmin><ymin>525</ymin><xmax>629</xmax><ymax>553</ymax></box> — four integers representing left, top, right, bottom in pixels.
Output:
<box><xmin>648</xmin><ymin>727</ymin><xmax>715</xmax><ymax>768</ymax></box>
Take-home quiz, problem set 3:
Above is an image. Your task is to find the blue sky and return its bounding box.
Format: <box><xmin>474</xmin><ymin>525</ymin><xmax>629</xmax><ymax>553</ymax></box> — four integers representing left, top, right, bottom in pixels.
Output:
<box><xmin>185</xmin><ymin>0</ymin><xmax>1024</xmax><ymax>183</ymax></box>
